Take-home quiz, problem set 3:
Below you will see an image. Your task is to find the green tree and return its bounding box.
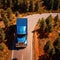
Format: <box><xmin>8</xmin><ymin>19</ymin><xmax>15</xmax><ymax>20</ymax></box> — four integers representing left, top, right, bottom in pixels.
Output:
<box><xmin>7</xmin><ymin>8</ymin><xmax>12</xmax><ymax>20</ymax></box>
<box><xmin>1</xmin><ymin>9</ymin><xmax>5</xmax><ymax>17</ymax></box>
<box><xmin>53</xmin><ymin>36</ymin><xmax>60</xmax><ymax>60</ymax></box>
<box><xmin>0</xmin><ymin>44</ymin><xmax>4</xmax><ymax>51</ymax></box>
<box><xmin>47</xmin><ymin>24</ymin><xmax>53</xmax><ymax>32</ymax></box>
<box><xmin>35</xmin><ymin>1</ymin><xmax>39</xmax><ymax>12</ymax></box>
<box><xmin>9</xmin><ymin>0</ymin><xmax>13</xmax><ymax>8</ymax></box>
<box><xmin>22</xmin><ymin>0</ymin><xmax>28</xmax><ymax>13</ymax></box>
<box><xmin>7</xmin><ymin>8</ymin><xmax>12</xmax><ymax>14</ymax></box>
<box><xmin>0</xmin><ymin>0</ymin><xmax>2</xmax><ymax>8</ymax></box>
<box><xmin>53</xmin><ymin>37</ymin><xmax>60</xmax><ymax>54</ymax></box>
<box><xmin>54</xmin><ymin>14</ymin><xmax>59</xmax><ymax>26</ymax></box>
<box><xmin>43</xmin><ymin>0</ymin><xmax>50</xmax><ymax>9</ymax></box>
<box><xmin>45</xmin><ymin>15</ymin><xmax>52</xmax><ymax>25</ymax></box>
<box><xmin>43</xmin><ymin>0</ymin><xmax>60</xmax><ymax>10</ymax></box>
<box><xmin>50</xmin><ymin>0</ymin><xmax>54</xmax><ymax>10</ymax></box>
<box><xmin>45</xmin><ymin>15</ymin><xmax>53</xmax><ymax>32</ymax></box>
<box><xmin>0</xmin><ymin>28</ymin><xmax>5</xmax><ymax>42</ymax></box>
<box><xmin>18</xmin><ymin>0</ymin><xmax>23</xmax><ymax>4</ymax></box>
<box><xmin>53</xmin><ymin>0</ymin><xmax>59</xmax><ymax>10</ymax></box>
<box><xmin>29</xmin><ymin>0</ymin><xmax>34</xmax><ymax>12</ymax></box>
<box><xmin>5</xmin><ymin>0</ymin><xmax>13</xmax><ymax>8</ymax></box>
<box><xmin>44</xmin><ymin>40</ymin><xmax>55</xmax><ymax>57</ymax></box>
<box><xmin>58</xmin><ymin>0</ymin><xmax>60</xmax><ymax>10</ymax></box>
<box><xmin>40</xmin><ymin>18</ymin><xmax>46</xmax><ymax>31</ymax></box>
<box><xmin>2</xmin><ymin>15</ymin><xmax>9</xmax><ymax>27</ymax></box>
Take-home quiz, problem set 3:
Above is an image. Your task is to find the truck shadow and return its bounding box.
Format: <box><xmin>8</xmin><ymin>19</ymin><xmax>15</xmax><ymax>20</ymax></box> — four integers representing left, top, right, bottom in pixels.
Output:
<box><xmin>5</xmin><ymin>25</ymin><xmax>16</xmax><ymax>50</ymax></box>
<box><xmin>5</xmin><ymin>25</ymin><xmax>24</xmax><ymax>50</ymax></box>
<box><xmin>12</xmin><ymin>58</ymin><xmax>17</xmax><ymax>60</ymax></box>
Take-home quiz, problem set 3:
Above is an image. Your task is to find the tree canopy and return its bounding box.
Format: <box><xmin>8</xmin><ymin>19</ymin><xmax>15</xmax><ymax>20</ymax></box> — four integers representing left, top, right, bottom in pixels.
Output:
<box><xmin>0</xmin><ymin>28</ymin><xmax>5</xmax><ymax>41</ymax></box>
<box><xmin>0</xmin><ymin>0</ymin><xmax>59</xmax><ymax>13</ymax></box>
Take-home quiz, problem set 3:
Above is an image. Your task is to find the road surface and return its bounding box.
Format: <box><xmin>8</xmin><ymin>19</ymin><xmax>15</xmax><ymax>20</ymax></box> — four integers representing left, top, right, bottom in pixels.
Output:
<box><xmin>12</xmin><ymin>13</ymin><xmax>60</xmax><ymax>60</ymax></box>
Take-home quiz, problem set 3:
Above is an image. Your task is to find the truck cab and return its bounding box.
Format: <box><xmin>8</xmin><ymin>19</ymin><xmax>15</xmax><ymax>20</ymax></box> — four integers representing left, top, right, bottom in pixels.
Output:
<box><xmin>16</xmin><ymin>18</ymin><xmax>28</xmax><ymax>47</ymax></box>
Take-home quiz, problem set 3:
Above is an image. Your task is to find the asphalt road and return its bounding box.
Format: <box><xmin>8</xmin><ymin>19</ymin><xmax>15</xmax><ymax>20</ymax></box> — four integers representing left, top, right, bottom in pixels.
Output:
<box><xmin>11</xmin><ymin>13</ymin><xmax>60</xmax><ymax>60</ymax></box>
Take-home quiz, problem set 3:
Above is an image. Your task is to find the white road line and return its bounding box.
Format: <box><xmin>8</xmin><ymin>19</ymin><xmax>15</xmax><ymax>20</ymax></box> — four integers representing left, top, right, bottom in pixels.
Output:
<box><xmin>11</xmin><ymin>33</ymin><xmax>15</xmax><ymax>60</ymax></box>
<box><xmin>31</xmin><ymin>38</ymin><xmax>32</xmax><ymax>60</ymax></box>
<box><xmin>22</xmin><ymin>54</ymin><xmax>23</xmax><ymax>60</ymax></box>
<box><xmin>11</xmin><ymin>43</ymin><xmax>14</xmax><ymax>60</ymax></box>
<box><xmin>11</xmin><ymin>50</ymin><xmax>14</xmax><ymax>60</ymax></box>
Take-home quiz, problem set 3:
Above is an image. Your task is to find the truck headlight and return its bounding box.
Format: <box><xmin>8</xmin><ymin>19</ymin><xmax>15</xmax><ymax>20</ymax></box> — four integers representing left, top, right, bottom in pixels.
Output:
<box><xmin>24</xmin><ymin>40</ymin><xmax>27</xmax><ymax>45</ymax></box>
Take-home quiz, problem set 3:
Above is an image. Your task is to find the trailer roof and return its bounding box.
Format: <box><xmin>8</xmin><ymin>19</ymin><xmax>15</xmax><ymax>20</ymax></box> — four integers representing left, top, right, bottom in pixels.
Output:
<box><xmin>16</xmin><ymin>18</ymin><xmax>27</xmax><ymax>26</ymax></box>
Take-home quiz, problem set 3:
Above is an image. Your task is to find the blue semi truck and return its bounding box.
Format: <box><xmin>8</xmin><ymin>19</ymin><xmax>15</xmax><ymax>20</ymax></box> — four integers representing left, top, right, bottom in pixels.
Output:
<box><xmin>16</xmin><ymin>18</ymin><xmax>28</xmax><ymax>47</ymax></box>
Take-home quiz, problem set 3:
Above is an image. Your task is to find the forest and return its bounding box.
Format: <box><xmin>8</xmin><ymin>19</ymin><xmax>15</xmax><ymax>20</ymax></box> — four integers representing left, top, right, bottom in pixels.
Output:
<box><xmin>0</xmin><ymin>0</ymin><xmax>60</xmax><ymax>13</ymax></box>
<box><xmin>36</xmin><ymin>15</ymin><xmax>60</xmax><ymax>60</ymax></box>
<box><xmin>0</xmin><ymin>0</ymin><xmax>60</xmax><ymax>60</ymax></box>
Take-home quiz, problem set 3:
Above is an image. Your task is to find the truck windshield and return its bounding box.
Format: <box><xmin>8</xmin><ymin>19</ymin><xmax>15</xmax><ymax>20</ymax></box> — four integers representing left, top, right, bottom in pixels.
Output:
<box><xmin>17</xmin><ymin>34</ymin><xmax>26</xmax><ymax>38</ymax></box>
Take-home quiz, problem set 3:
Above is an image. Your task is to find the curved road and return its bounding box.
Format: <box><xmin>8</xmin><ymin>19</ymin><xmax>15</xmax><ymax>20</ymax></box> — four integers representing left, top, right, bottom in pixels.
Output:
<box><xmin>12</xmin><ymin>13</ymin><xmax>60</xmax><ymax>60</ymax></box>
